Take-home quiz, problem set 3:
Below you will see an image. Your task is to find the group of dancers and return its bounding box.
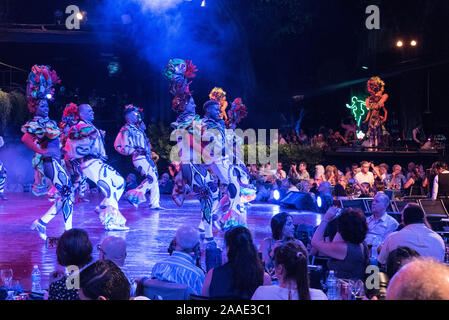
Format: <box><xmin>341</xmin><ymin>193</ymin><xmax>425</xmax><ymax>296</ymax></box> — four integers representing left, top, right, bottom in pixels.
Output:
<box><xmin>21</xmin><ymin>60</ymin><xmax>255</xmax><ymax>245</ymax></box>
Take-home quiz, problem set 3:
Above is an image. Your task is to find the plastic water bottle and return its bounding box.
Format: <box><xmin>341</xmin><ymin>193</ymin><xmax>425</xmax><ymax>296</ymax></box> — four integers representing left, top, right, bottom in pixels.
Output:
<box><xmin>371</xmin><ymin>236</ymin><xmax>381</xmax><ymax>260</ymax></box>
<box><xmin>326</xmin><ymin>270</ymin><xmax>339</xmax><ymax>300</ymax></box>
<box><xmin>205</xmin><ymin>242</ymin><xmax>222</xmax><ymax>272</ymax></box>
<box><xmin>31</xmin><ymin>265</ymin><xmax>42</xmax><ymax>293</ymax></box>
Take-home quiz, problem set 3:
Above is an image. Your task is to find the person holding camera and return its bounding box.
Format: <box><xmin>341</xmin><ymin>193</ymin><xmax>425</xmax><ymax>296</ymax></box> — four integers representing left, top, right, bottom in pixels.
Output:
<box><xmin>151</xmin><ymin>226</ymin><xmax>204</xmax><ymax>295</ymax></box>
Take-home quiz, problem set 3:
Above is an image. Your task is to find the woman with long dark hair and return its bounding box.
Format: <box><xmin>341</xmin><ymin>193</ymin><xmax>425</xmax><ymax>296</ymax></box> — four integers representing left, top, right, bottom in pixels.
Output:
<box><xmin>259</xmin><ymin>212</ymin><xmax>306</xmax><ymax>271</ymax></box>
<box><xmin>252</xmin><ymin>243</ymin><xmax>327</xmax><ymax>300</ymax></box>
<box><xmin>202</xmin><ymin>226</ymin><xmax>271</xmax><ymax>299</ymax></box>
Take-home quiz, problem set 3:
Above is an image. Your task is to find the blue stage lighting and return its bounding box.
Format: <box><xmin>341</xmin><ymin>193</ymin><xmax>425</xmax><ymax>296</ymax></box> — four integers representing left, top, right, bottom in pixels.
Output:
<box><xmin>273</xmin><ymin>189</ymin><xmax>281</xmax><ymax>201</ymax></box>
<box><xmin>317</xmin><ymin>195</ymin><xmax>323</xmax><ymax>208</ymax></box>
<box><xmin>46</xmin><ymin>93</ymin><xmax>52</xmax><ymax>99</ymax></box>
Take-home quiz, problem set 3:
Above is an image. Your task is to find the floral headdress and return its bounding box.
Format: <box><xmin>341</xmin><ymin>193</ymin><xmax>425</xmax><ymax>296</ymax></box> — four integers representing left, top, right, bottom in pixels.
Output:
<box><xmin>60</xmin><ymin>103</ymin><xmax>79</xmax><ymax>127</ymax></box>
<box><xmin>209</xmin><ymin>87</ymin><xmax>228</xmax><ymax>120</ymax></box>
<box><xmin>164</xmin><ymin>59</ymin><xmax>197</xmax><ymax>113</ymax></box>
<box><xmin>227</xmin><ymin>98</ymin><xmax>248</xmax><ymax>128</ymax></box>
<box><xmin>26</xmin><ymin>65</ymin><xmax>61</xmax><ymax>113</ymax></box>
<box><xmin>367</xmin><ymin>76</ymin><xmax>385</xmax><ymax>96</ymax></box>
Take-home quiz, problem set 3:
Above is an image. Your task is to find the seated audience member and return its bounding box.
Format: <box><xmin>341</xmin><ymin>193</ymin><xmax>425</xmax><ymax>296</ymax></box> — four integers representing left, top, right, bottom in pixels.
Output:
<box><xmin>359</xmin><ymin>182</ymin><xmax>374</xmax><ymax>198</ymax></box>
<box><xmin>252</xmin><ymin>243</ymin><xmax>327</xmax><ymax>300</ymax></box>
<box><xmin>386</xmin><ymin>258</ymin><xmax>449</xmax><ymax>300</ymax></box>
<box><xmin>406</xmin><ymin>162</ymin><xmax>416</xmax><ymax>181</ymax></box>
<box><xmin>324</xmin><ymin>166</ymin><xmax>337</xmax><ymax>186</ymax></box>
<box><xmin>315</xmin><ymin>165</ymin><xmax>325</xmax><ymax>182</ymax></box>
<box><xmin>48</xmin><ymin>228</ymin><xmax>93</xmax><ymax>300</ymax></box>
<box><xmin>432</xmin><ymin>161</ymin><xmax>449</xmax><ymax>200</ymax></box>
<box><xmin>387</xmin><ymin>165</ymin><xmax>407</xmax><ymax>191</ymax></box>
<box><xmin>378</xmin><ymin>163</ymin><xmax>390</xmax><ymax>184</ymax></box>
<box><xmin>79</xmin><ymin>260</ymin><xmax>130</xmax><ymax>300</ymax></box>
<box><xmin>259</xmin><ymin>212</ymin><xmax>306</xmax><ymax>270</ymax></box>
<box><xmin>289</xmin><ymin>162</ymin><xmax>310</xmax><ymax>182</ymax></box>
<box><xmin>98</xmin><ymin>236</ymin><xmax>126</xmax><ymax>267</ymax></box>
<box><xmin>373</xmin><ymin>179</ymin><xmax>386</xmax><ymax>194</ymax></box>
<box><xmin>385</xmin><ymin>247</ymin><xmax>420</xmax><ymax>280</ymax></box>
<box><xmin>202</xmin><ymin>226</ymin><xmax>271</xmax><ymax>299</ymax></box>
<box><xmin>345</xmin><ymin>163</ymin><xmax>360</xmax><ymax>181</ymax></box>
<box><xmin>286</xmin><ymin>177</ymin><xmax>300</xmax><ymax>192</ymax></box>
<box><xmin>159</xmin><ymin>172</ymin><xmax>174</xmax><ymax>194</ymax></box>
<box><xmin>297</xmin><ymin>129</ymin><xmax>309</xmax><ymax>145</ymax></box>
<box><xmin>311</xmin><ymin>207</ymin><xmax>369</xmax><ymax>280</ymax></box>
<box><xmin>151</xmin><ymin>226</ymin><xmax>204</xmax><ymax>296</ymax></box>
<box><xmin>297</xmin><ymin>180</ymin><xmax>311</xmax><ymax>193</ymax></box>
<box><xmin>404</xmin><ymin>167</ymin><xmax>424</xmax><ymax>196</ymax></box>
<box><xmin>355</xmin><ymin>161</ymin><xmax>374</xmax><ymax>187</ymax></box>
<box><xmin>378</xmin><ymin>204</ymin><xmax>445</xmax><ymax>265</ymax></box>
<box><xmin>275</xmin><ymin>162</ymin><xmax>287</xmax><ymax>181</ymax></box>
<box><xmin>365</xmin><ymin>193</ymin><xmax>399</xmax><ymax>257</ymax></box>
<box><xmin>333</xmin><ymin>175</ymin><xmax>348</xmax><ymax>198</ymax></box>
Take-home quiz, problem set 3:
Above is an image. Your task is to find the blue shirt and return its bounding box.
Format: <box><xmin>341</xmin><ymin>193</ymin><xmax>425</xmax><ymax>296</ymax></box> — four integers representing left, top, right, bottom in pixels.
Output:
<box><xmin>151</xmin><ymin>251</ymin><xmax>205</xmax><ymax>295</ymax></box>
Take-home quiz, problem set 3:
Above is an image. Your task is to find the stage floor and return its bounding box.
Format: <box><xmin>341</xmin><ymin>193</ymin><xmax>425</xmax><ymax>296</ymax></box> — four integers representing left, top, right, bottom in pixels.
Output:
<box><xmin>0</xmin><ymin>192</ymin><xmax>322</xmax><ymax>291</ymax></box>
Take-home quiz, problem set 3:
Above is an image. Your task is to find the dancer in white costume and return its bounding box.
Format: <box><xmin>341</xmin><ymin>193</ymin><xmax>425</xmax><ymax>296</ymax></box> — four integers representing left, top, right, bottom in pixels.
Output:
<box><xmin>114</xmin><ymin>104</ymin><xmax>162</xmax><ymax>209</ymax></box>
<box><xmin>21</xmin><ymin>65</ymin><xmax>74</xmax><ymax>240</ymax></box>
<box><xmin>64</xmin><ymin>104</ymin><xmax>128</xmax><ymax>231</ymax></box>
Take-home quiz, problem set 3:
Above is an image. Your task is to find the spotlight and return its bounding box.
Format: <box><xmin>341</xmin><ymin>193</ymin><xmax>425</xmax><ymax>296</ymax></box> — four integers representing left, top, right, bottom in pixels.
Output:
<box><xmin>201</xmin><ymin>0</ymin><xmax>206</xmax><ymax>7</ymax></box>
<box><xmin>396</xmin><ymin>40</ymin><xmax>403</xmax><ymax>48</ymax></box>
<box><xmin>273</xmin><ymin>189</ymin><xmax>281</xmax><ymax>201</ymax></box>
<box><xmin>410</xmin><ymin>40</ymin><xmax>418</xmax><ymax>47</ymax></box>
<box><xmin>317</xmin><ymin>195</ymin><xmax>322</xmax><ymax>208</ymax></box>
<box><xmin>76</xmin><ymin>12</ymin><xmax>84</xmax><ymax>20</ymax></box>
<box><xmin>46</xmin><ymin>93</ymin><xmax>52</xmax><ymax>99</ymax></box>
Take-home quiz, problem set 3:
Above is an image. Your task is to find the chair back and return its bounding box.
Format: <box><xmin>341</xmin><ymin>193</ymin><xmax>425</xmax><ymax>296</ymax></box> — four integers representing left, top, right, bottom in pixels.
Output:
<box><xmin>137</xmin><ymin>278</ymin><xmax>191</xmax><ymax>300</ymax></box>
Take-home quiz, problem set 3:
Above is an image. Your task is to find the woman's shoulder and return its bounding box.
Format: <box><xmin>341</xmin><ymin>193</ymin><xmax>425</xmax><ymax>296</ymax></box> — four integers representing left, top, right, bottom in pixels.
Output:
<box><xmin>251</xmin><ymin>285</ymin><xmax>280</xmax><ymax>300</ymax></box>
<box><xmin>309</xmin><ymin>288</ymin><xmax>328</xmax><ymax>300</ymax></box>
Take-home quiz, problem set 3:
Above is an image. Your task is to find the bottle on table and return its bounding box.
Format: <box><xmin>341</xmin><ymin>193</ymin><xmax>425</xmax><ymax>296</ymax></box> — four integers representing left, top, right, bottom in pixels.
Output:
<box><xmin>326</xmin><ymin>270</ymin><xmax>339</xmax><ymax>300</ymax></box>
<box><xmin>31</xmin><ymin>265</ymin><xmax>42</xmax><ymax>293</ymax></box>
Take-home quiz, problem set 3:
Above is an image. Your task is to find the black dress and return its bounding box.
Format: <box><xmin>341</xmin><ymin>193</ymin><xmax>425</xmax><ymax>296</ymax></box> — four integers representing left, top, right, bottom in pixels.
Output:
<box><xmin>209</xmin><ymin>263</ymin><xmax>261</xmax><ymax>300</ymax></box>
<box><xmin>48</xmin><ymin>277</ymin><xmax>79</xmax><ymax>300</ymax></box>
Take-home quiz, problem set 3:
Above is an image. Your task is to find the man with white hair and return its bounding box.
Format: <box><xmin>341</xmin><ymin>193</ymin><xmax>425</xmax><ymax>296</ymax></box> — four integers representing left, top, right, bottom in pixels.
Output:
<box><xmin>386</xmin><ymin>258</ymin><xmax>449</xmax><ymax>300</ymax></box>
<box><xmin>98</xmin><ymin>236</ymin><xmax>127</xmax><ymax>267</ymax></box>
<box><xmin>151</xmin><ymin>226</ymin><xmax>204</xmax><ymax>295</ymax></box>
<box><xmin>365</xmin><ymin>193</ymin><xmax>399</xmax><ymax>259</ymax></box>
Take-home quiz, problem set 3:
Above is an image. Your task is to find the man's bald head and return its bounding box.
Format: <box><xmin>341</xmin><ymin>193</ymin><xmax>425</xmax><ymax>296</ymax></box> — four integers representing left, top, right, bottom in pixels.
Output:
<box><xmin>371</xmin><ymin>192</ymin><xmax>390</xmax><ymax>216</ymax></box>
<box><xmin>99</xmin><ymin>236</ymin><xmax>127</xmax><ymax>267</ymax></box>
<box><xmin>386</xmin><ymin>258</ymin><xmax>449</xmax><ymax>300</ymax></box>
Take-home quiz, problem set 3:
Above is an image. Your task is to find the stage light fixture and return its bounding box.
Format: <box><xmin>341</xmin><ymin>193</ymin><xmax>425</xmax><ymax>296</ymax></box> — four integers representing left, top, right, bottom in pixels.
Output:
<box><xmin>317</xmin><ymin>195</ymin><xmax>322</xmax><ymax>208</ymax></box>
<box><xmin>201</xmin><ymin>0</ymin><xmax>206</xmax><ymax>7</ymax></box>
<box><xmin>396</xmin><ymin>40</ymin><xmax>403</xmax><ymax>48</ymax></box>
<box><xmin>76</xmin><ymin>12</ymin><xmax>84</xmax><ymax>20</ymax></box>
<box><xmin>273</xmin><ymin>190</ymin><xmax>281</xmax><ymax>201</ymax></box>
<box><xmin>410</xmin><ymin>40</ymin><xmax>418</xmax><ymax>47</ymax></box>
<box><xmin>46</xmin><ymin>93</ymin><xmax>52</xmax><ymax>99</ymax></box>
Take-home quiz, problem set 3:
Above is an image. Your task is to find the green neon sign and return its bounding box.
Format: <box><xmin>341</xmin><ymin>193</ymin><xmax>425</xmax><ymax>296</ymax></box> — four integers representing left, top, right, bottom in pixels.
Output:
<box><xmin>346</xmin><ymin>96</ymin><xmax>368</xmax><ymax>127</ymax></box>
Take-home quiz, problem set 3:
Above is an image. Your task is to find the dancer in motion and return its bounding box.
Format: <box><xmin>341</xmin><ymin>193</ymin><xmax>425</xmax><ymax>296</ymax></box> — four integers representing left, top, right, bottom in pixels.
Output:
<box><xmin>114</xmin><ymin>104</ymin><xmax>162</xmax><ymax>209</ymax></box>
<box><xmin>363</xmin><ymin>76</ymin><xmax>388</xmax><ymax>148</ymax></box>
<box><xmin>21</xmin><ymin>65</ymin><xmax>74</xmax><ymax>240</ymax></box>
<box><xmin>64</xmin><ymin>104</ymin><xmax>128</xmax><ymax>231</ymax></box>
<box><xmin>60</xmin><ymin>103</ymin><xmax>89</xmax><ymax>203</ymax></box>
<box><xmin>165</xmin><ymin>58</ymin><xmax>219</xmax><ymax>244</ymax></box>
<box><xmin>0</xmin><ymin>136</ymin><xmax>7</xmax><ymax>200</ymax></box>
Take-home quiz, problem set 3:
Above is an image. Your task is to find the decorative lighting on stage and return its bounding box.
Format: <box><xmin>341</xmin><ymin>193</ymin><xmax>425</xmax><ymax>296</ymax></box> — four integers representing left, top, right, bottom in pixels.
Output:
<box><xmin>410</xmin><ymin>40</ymin><xmax>418</xmax><ymax>47</ymax></box>
<box><xmin>273</xmin><ymin>190</ymin><xmax>281</xmax><ymax>201</ymax></box>
<box><xmin>46</xmin><ymin>93</ymin><xmax>53</xmax><ymax>99</ymax></box>
<box><xmin>346</xmin><ymin>96</ymin><xmax>367</xmax><ymax>127</ymax></box>
<box><xmin>356</xmin><ymin>130</ymin><xmax>365</xmax><ymax>140</ymax></box>
<box><xmin>396</xmin><ymin>40</ymin><xmax>404</xmax><ymax>48</ymax></box>
<box><xmin>317</xmin><ymin>196</ymin><xmax>322</xmax><ymax>209</ymax></box>
<box><xmin>201</xmin><ymin>0</ymin><xmax>206</xmax><ymax>7</ymax></box>
<box><xmin>362</xmin><ymin>66</ymin><xmax>369</xmax><ymax>70</ymax></box>
<box><xmin>76</xmin><ymin>12</ymin><xmax>84</xmax><ymax>20</ymax></box>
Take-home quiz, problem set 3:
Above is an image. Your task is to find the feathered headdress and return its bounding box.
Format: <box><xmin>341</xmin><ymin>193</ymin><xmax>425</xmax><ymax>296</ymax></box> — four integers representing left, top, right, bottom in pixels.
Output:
<box><xmin>26</xmin><ymin>65</ymin><xmax>61</xmax><ymax>113</ymax></box>
<box><xmin>164</xmin><ymin>59</ymin><xmax>197</xmax><ymax>113</ymax></box>
<box><xmin>60</xmin><ymin>103</ymin><xmax>79</xmax><ymax>127</ymax></box>
<box><xmin>124</xmin><ymin>104</ymin><xmax>143</xmax><ymax>113</ymax></box>
<box><xmin>227</xmin><ymin>98</ymin><xmax>248</xmax><ymax>128</ymax></box>
<box><xmin>367</xmin><ymin>76</ymin><xmax>385</xmax><ymax>95</ymax></box>
<box><xmin>209</xmin><ymin>87</ymin><xmax>228</xmax><ymax>121</ymax></box>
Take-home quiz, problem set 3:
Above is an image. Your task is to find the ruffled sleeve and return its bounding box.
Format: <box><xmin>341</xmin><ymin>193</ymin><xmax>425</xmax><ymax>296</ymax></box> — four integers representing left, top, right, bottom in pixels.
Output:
<box><xmin>67</xmin><ymin>123</ymin><xmax>98</xmax><ymax>140</ymax></box>
<box><xmin>21</xmin><ymin>119</ymin><xmax>60</xmax><ymax>140</ymax></box>
<box><xmin>114</xmin><ymin>126</ymin><xmax>134</xmax><ymax>156</ymax></box>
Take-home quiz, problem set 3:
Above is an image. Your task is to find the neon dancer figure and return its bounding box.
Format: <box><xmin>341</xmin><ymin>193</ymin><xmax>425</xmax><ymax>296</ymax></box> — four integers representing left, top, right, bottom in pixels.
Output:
<box><xmin>114</xmin><ymin>104</ymin><xmax>162</xmax><ymax>209</ymax></box>
<box><xmin>363</xmin><ymin>76</ymin><xmax>388</xmax><ymax>148</ymax></box>
<box><xmin>0</xmin><ymin>136</ymin><xmax>7</xmax><ymax>200</ymax></box>
<box><xmin>21</xmin><ymin>65</ymin><xmax>74</xmax><ymax>240</ymax></box>
<box><xmin>165</xmin><ymin>58</ymin><xmax>219</xmax><ymax>245</ymax></box>
<box><xmin>64</xmin><ymin>104</ymin><xmax>128</xmax><ymax>231</ymax></box>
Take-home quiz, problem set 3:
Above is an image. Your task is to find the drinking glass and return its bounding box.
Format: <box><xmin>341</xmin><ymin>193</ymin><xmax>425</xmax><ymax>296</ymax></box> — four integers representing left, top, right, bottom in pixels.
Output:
<box><xmin>349</xmin><ymin>279</ymin><xmax>364</xmax><ymax>300</ymax></box>
<box><xmin>1</xmin><ymin>269</ymin><xmax>13</xmax><ymax>288</ymax></box>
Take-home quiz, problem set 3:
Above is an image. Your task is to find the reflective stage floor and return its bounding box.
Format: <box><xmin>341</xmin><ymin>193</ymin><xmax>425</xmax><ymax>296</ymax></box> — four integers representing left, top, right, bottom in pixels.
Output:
<box><xmin>0</xmin><ymin>192</ymin><xmax>322</xmax><ymax>290</ymax></box>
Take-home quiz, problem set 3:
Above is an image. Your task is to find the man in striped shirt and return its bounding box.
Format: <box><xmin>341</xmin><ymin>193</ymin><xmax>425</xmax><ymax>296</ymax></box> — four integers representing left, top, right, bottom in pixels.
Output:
<box><xmin>151</xmin><ymin>226</ymin><xmax>205</xmax><ymax>295</ymax></box>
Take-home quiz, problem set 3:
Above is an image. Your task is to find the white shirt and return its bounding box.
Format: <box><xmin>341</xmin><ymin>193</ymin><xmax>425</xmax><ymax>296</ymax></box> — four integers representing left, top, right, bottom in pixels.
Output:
<box><xmin>355</xmin><ymin>171</ymin><xmax>374</xmax><ymax>185</ymax></box>
<box><xmin>378</xmin><ymin>224</ymin><xmax>445</xmax><ymax>264</ymax></box>
<box><xmin>432</xmin><ymin>170</ymin><xmax>449</xmax><ymax>200</ymax></box>
<box><xmin>251</xmin><ymin>285</ymin><xmax>328</xmax><ymax>300</ymax></box>
<box><xmin>365</xmin><ymin>213</ymin><xmax>399</xmax><ymax>246</ymax></box>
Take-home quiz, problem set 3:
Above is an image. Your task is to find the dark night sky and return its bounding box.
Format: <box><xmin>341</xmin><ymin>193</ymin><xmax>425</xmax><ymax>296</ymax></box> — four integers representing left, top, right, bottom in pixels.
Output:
<box><xmin>1</xmin><ymin>0</ymin><xmax>449</xmax><ymax>137</ymax></box>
